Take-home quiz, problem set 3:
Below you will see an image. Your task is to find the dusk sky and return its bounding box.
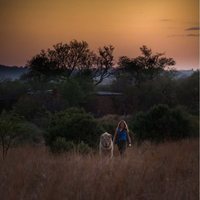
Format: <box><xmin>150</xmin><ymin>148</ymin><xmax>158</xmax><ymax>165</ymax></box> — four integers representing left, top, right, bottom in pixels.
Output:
<box><xmin>0</xmin><ymin>0</ymin><xmax>199</xmax><ymax>69</ymax></box>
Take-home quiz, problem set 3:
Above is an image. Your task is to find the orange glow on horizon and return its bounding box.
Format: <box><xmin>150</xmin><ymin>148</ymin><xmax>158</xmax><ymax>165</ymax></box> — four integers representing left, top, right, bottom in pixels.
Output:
<box><xmin>0</xmin><ymin>0</ymin><xmax>199</xmax><ymax>69</ymax></box>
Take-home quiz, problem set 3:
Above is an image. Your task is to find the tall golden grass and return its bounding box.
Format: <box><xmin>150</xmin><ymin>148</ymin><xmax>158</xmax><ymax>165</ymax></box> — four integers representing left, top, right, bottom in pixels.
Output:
<box><xmin>0</xmin><ymin>139</ymin><xmax>199</xmax><ymax>200</ymax></box>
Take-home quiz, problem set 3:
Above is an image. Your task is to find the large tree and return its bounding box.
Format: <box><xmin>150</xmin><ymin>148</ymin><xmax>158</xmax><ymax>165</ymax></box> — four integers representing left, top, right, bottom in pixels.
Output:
<box><xmin>26</xmin><ymin>40</ymin><xmax>114</xmax><ymax>85</ymax></box>
<box><xmin>118</xmin><ymin>46</ymin><xmax>176</xmax><ymax>87</ymax></box>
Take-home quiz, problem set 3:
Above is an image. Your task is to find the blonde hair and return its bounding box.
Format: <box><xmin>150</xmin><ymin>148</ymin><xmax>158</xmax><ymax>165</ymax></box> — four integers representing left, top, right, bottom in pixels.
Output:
<box><xmin>117</xmin><ymin>120</ymin><xmax>129</xmax><ymax>132</ymax></box>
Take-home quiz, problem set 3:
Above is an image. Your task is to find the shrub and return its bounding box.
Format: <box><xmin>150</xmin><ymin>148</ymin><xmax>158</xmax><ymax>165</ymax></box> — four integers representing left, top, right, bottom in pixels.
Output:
<box><xmin>59</xmin><ymin>78</ymin><xmax>84</xmax><ymax>107</ymax></box>
<box><xmin>50</xmin><ymin>138</ymin><xmax>91</xmax><ymax>154</ymax></box>
<box><xmin>0</xmin><ymin>111</ymin><xmax>24</xmax><ymax>159</ymax></box>
<box><xmin>125</xmin><ymin>77</ymin><xmax>178</xmax><ymax>113</ymax></box>
<box><xmin>76</xmin><ymin>141</ymin><xmax>91</xmax><ymax>154</ymax></box>
<box><xmin>13</xmin><ymin>95</ymin><xmax>55</xmax><ymax>127</ymax></box>
<box><xmin>16</xmin><ymin>121</ymin><xmax>44</xmax><ymax>144</ymax></box>
<box><xmin>13</xmin><ymin>95</ymin><xmax>46</xmax><ymax>121</ymax></box>
<box><xmin>0</xmin><ymin>80</ymin><xmax>27</xmax><ymax>97</ymax></box>
<box><xmin>97</xmin><ymin>115</ymin><xmax>120</xmax><ymax>135</ymax></box>
<box><xmin>45</xmin><ymin>108</ymin><xmax>100</xmax><ymax>149</ymax></box>
<box><xmin>97</xmin><ymin>114</ymin><xmax>131</xmax><ymax>136</ymax></box>
<box><xmin>51</xmin><ymin>137</ymin><xmax>75</xmax><ymax>153</ymax></box>
<box><xmin>186</xmin><ymin>115</ymin><xmax>199</xmax><ymax>137</ymax></box>
<box><xmin>130</xmin><ymin>104</ymin><xmax>191</xmax><ymax>143</ymax></box>
<box><xmin>176</xmin><ymin>71</ymin><xmax>199</xmax><ymax>115</ymax></box>
<box><xmin>0</xmin><ymin>80</ymin><xmax>28</xmax><ymax>111</ymax></box>
<box><xmin>58</xmin><ymin>77</ymin><xmax>94</xmax><ymax>107</ymax></box>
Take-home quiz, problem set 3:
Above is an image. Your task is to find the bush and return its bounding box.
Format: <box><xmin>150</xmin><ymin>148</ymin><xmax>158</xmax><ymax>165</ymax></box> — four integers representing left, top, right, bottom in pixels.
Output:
<box><xmin>0</xmin><ymin>80</ymin><xmax>28</xmax><ymax>111</ymax></box>
<box><xmin>0</xmin><ymin>111</ymin><xmax>25</xmax><ymax>159</ymax></box>
<box><xmin>59</xmin><ymin>78</ymin><xmax>84</xmax><ymax>107</ymax></box>
<box><xmin>97</xmin><ymin>115</ymin><xmax>119</xmax><ymax>135</ymax></box>
<box><xmin>51</xmin><ymin>137</ymin><xmax>75</xmax><ymax>153</ymax></box>
<box><xmin>123</xmin><ymin>77</ymin><xmax>178</xmax><ymax>113</ymax></box>
<box><xmin>13</xmin><ymin>95</ymin><xmax>46</xmax><ymax>121</ymax></box>
<box><xmin>187</xmin><ymin>115</ymin><xmax>199</xmax><ymax>137</ymax></box>
<box><xmin>45</xmin><ymin>108</ymin><xmax>100</xmax><ymax>149</ymax></box>
<box><xmin>58</xmin><ymin>77</ymin><xmax>94</xmax><ymax>108</ymax></box>
<box><xmin>13</xmin><ymin>95</ymin><xmax>55</xmax><ymax>127</ymax></box>
<box><xmin>50</xmin><ymin>138</ymin><xmax>91</xmax><ymax>154</ymax></box>
<box><xmin>16</xmin><ymin>121</ymin><xmax>44</xmax><ymax>144</ymax></box>
<box><xmin>130</xmin><ymin>104</ymin><xmax>191</xmax><ymax>143</ymax></box>
<box><xmin>97</xmin><ymin>114</ymin><xmax>131</xmax><ymax>136</ymax></box>
<box><xmin>76</xmin><ymin>141</ymin><xmax>91</xmax><ymax>154</ymax></box>
<box><xmin>176</xmin><ymin>71</ymin><xmax>199</xmax><ymax>115</ymax></box>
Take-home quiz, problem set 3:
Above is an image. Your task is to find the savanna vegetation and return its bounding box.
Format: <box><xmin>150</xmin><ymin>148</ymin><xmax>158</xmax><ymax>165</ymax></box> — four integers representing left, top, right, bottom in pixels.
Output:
<box><xmin>0</xmin><ymin>40</ymin><xmax>199</xmax><ymax>155</ymax></box>
<box><xmin>0</xmin><ymin>139</ymin><xmax>198</xmax><ymax>200</ymax></box>
<box><xmin>0</xmin><ymin>40</ymin><xmax>198</xmax><ymax>199</ymax></box>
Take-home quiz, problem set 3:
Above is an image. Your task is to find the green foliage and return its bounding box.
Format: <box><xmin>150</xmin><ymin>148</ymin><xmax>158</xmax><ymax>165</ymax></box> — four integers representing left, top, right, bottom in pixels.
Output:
<box><xmin>13</xmin><ymin>95</ymin><xmax>46</xmax><ymax>121</ymax></box>
<box><xmin>118</xmin><ymin>46</ymin><xmax>175</xmax><ymax>87</ymax></box>
<box><xmin>0</xmin><ymin>111</ymin><xmax>23</xmax><ymax>159</ymax></box>
<box><xmin>112</xmin><ymin>76</ymin><xmax>178</xmax><ymax>114</ymax></box>
<box><xmin>17</xmin><ymin>121</ymin><xmax>44</xmax><ymax>144</ymax></box>
<box><xmin>97</xmin><ymin>115</ymin><xmax>127</xmax><ymax>135</ymax></box>
<box><xmin>60</xmin><ymin>78</ymin><xmax>83</xmax><ymax>107</ymax></box>
<box><xmin>0</xmin><ymin>80</ymin><xmax>28</xmax><ymax>111</ymax></box>
<box><xmin>59</xmin><ymin>77</ymin><xmax>94</xmax><ymax>107</ymax></box>
<box><xmin>96</xmin><ymin>115</ymin><xmax>135</xmax><ymax>141</ymax></box>
<box><xmin>0</xmin><ymin>80</ymin><xmax>27</xmax><ymax>96</ymax></box>
<box><xmin>51</xmin><ymin>137</ymin><xmax>75</xmax><ymax>153</ymax></box>
<box><xmin>99</xmin><ymin>121</ymin><xmax>115</xmax><ymax>136</ymax></box>
<box><xmin>0</xmin><ymin>111</ymin><xmax>44</xmax><ymax>159</ymax></box>
<box><xmin>45</xmin><ymin>108</ymin><xmax>100</xmax><ymax>149</ymax></box>
<box><xmin>111</xmin><ymin>70</ymin><xmax>199</xmax><ymax>116</ymax></box>
<box><xmin>176</xmin><ymin>71</ymin><xmax>199</xmax><ymax>115</ymax></box>
<box><xmin>75</xmin><ymin>77</ymin><xmax>95</xmax><ymax>100</ymax></box>
<box><xmin>76</xmin><ymin>141</ymin><xmax>91</xmax><ymax>154</ymax></box>
<box><xmin>13</xmin><ymin>77</ymin><xmax>95</xmax><ymax>126</ymax></box>
<box><xmin>47</xmin><ymin>137</ymin><xmax>91</xmax><ymax>154</ymax></box>
<box><xmin>25</xmin><ymin>79</ymin><xmax>54</xmax><ymax>91</ymax></box>
<box><xmin>187</xmin><ymin>115</ymin><xmax>199</xmax><ymax>137</ymax></box>
<box><xmin>12</xmin><ymin>95</ymin><xmax>57</xmax><ymax>129</ymax></box>
<box><xmin>26</xmin><ymin>40</ymin><xmax>114</xmax><ymax>85</ymax></box>
<box><xmin>130</xmin><ymin>104</ymin><xmax>191</xmax><ymax>143</ymax></box>
<box><xmin>111</xmin><ymin>73</ymin><xmax>132</xmax><ymax>92</ymax></box>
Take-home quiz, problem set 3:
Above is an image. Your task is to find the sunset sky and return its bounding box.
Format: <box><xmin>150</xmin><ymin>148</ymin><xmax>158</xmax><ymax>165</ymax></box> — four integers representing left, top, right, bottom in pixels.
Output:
<box><xmin>0</xmin><ymin>0</ymin><xmax>199</xmax><ymax>69</ymax></box>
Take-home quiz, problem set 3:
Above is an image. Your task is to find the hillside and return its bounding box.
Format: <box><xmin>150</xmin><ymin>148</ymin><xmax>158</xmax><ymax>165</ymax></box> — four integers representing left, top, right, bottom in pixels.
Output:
<box><xmin>0</xmin><ymin>65</ymin><xmax>28</xmax><ymax>80</ymax></box>
<box><xmin>0</xmin><ymin>65</ymin><xmax>196</xmax><ymax>83</ymax></box>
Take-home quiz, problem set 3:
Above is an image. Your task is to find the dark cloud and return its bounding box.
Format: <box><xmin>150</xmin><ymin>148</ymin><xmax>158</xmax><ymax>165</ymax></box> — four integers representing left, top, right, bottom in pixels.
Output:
<box><xmin>167</xmin><ymin>33</ymin><xmax>199</xmax><ymax>38</ymax></box>
<box><xmin>185</xmin><ymin>27</ymin><xmax>200</xmax><ymax>31</ymax></box>
<box><xmin>167</xmin><ymin>34</ymin><xmax>185</xmax><ymax>37</ymax></box>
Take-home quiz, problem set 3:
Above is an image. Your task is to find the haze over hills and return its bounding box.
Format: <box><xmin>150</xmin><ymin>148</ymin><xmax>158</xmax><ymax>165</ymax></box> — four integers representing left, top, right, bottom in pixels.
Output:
<box><xmin>0</xmin><ymin>65</ymin><xmax>28</xmax><ymax>80</ymax></box>
<box><xmin>0</xmin><ymin>64</ymin><xmax>196</xmax><ymax>83</ymax></box>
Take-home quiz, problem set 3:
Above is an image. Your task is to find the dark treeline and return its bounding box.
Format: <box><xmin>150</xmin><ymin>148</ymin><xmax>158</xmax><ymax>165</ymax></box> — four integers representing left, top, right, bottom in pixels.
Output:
<box><xmin>0</xmin><ymin>40</ymin><xmax>199</xmax><ymax>158</ymax></box>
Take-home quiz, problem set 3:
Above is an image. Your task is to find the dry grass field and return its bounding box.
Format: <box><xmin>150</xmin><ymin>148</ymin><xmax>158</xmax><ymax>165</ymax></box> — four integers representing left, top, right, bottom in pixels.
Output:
<box><xmin>0</xmin><ymin>139</ymin><xmax>199</xmax><ymax>200</ymax></box>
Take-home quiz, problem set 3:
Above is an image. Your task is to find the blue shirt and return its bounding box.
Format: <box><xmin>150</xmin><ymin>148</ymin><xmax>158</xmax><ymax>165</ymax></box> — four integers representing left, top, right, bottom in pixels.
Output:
<box><xmin>116</xmin><ymin>128</ymin><xmax>128</xmax><ymax>143</ymax></box>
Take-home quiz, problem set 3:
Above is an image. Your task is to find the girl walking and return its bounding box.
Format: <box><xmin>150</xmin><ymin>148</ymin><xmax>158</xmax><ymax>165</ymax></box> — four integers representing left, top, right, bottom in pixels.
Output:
<box><xmin>113</xmin><ymin>120</ymin><xmax>132</xmax><ymax>157</ymax></box>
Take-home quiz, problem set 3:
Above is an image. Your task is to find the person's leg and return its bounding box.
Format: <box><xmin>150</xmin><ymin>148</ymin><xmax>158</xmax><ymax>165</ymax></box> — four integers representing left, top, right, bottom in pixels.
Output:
<box><xmin>120</xmin><ymin>141</ymin><xmax>127</xmax><ymax>158</ymax></box>
<box><xmin>117</xmin><ymin>140</ymin><xmax>127</xmax><ymax>158</ymax></box>
<box><xmin>117</xmin><ymin>141</ymin><xmax>123</xmax><ymax>156</ymax></box>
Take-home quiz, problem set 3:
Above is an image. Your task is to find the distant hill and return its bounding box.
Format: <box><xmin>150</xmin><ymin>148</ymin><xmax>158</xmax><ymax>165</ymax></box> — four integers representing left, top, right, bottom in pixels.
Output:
<box><xmin>173</xmin><ymin>69</ymin><xmax>195</xmax><ymax>79</ymax></box>
<box><xmin>99</xmin><ymin>69</ymin><xmax>196</xmax><ymax>85</ymax></box>
<box><xmin>0</xmin><ymin>65</ymin><xmax>196</xmax><ymax>82</ymax></box>
<box><xmin>0</xmin><ymin>65</ymin><xmax>29</xmax><ymax>80</ymax></box>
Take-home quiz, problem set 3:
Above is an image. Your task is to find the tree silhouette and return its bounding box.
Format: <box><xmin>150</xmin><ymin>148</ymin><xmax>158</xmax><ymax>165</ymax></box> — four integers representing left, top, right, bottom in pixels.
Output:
<box><xmin>92</xmin><ymin>45</ymin><xmax>114</xmax><ymax>85</ymax></box>
<box><xmin>118</xmin><ymin>46</ymin><xmax>176</xmax><ymax>87</ymax></box>
<box><xmin>26</xmin><ymin>40</ymin><xmax>114</xmax><ymax>85</ymax></box>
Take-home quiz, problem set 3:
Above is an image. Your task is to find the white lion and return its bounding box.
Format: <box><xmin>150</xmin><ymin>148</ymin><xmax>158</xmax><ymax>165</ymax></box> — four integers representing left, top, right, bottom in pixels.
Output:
<box><xmin>99</xmin><ymin>132</ymin><xmax>113</xmax><ymax>159</ymax></box>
